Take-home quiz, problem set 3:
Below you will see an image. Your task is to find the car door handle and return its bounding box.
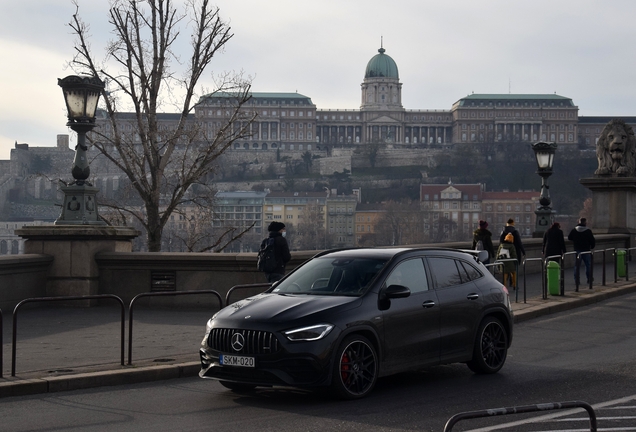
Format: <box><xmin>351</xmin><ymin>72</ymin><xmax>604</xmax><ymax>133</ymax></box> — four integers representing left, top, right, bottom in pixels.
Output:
<box><xmin>422</xmin><ymin>300</ymin><xmax>436</xmax><ymax>308</ymax></box>
<box><xmin>467</xmin><ymin>293</ymin><xmax>479</xmax><ymax>300</ymax></box>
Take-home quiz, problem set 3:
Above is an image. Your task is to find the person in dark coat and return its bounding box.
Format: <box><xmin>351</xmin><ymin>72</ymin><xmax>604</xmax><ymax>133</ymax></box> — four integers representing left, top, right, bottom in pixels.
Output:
<box><xmin>568</xmin><ymin>218</ymin><xmax>596</xmax><ymax>284</ymax></box>
<box><xmin>542</xmin><ymin>222</ymin><xmax>566</xmax><ymax>262</ymax></box>
<box><xmin>499</xmin><ymin>218</ymin><xmax>525</xmax><ymax>263</ymax></box>
<box><xmin>472</xmin><ymin>220</ymin><xmax>496</xmax><ymax>264</ymax></box>
<box><xmin>263</xmin><ymin>221</ymin><xmax>291</xmax><ymax>283</ymax></box>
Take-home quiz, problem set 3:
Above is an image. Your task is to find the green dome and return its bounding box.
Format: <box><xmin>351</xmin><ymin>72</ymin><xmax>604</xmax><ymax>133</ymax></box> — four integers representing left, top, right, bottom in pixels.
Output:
<box><xmin>364</xmin><ymin>47</ymin><xmax>399</xmax><ymax>79</ymax></box>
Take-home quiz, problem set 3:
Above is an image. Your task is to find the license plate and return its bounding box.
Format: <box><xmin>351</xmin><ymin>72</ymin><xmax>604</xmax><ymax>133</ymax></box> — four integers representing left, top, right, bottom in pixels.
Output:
<box><xmin>220</xmin><ymin>354</ymin><xmax>255</xmax><ymax>368</ymax></box>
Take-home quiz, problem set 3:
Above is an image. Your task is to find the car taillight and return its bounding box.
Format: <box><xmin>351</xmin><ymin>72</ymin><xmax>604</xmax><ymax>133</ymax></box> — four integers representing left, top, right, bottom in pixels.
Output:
<box><xmin>501</xmin><ymin>285</ymin><xmax>509</xmax><ymax>296</ymax></box>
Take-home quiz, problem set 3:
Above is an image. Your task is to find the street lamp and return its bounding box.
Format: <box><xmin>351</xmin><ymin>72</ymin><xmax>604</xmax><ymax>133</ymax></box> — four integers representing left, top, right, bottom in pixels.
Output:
<box><xmin>531</xmin><ymin>141</ymin><xmax>558</xmax><ymax>237</ymax></box>
<box><xmin>55</xmin><ymin>75</ymin><xmax>106</xmax><ymax>225</ymax></box>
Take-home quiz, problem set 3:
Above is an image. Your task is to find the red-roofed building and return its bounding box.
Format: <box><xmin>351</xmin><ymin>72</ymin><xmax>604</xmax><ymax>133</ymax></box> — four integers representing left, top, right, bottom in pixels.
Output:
<box><xmin>482</xmin><ymin>191</ymin><xmax>540</xmax><ymax>237</ymax></box>
<box><xmin>420</xmin><ymin>183</ymin><xmax>539</xmax><ymax>241</ymax></box>
<box><xmin>420</xmin><ymin>183</ymin><xmax>485</xmax><ymax>241</ymax></box>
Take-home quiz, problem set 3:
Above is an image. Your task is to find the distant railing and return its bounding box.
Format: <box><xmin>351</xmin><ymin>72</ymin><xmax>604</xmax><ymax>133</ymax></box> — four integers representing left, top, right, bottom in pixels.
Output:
<box><xmin>523</xmin><ymin>257</ymin><xmax>544</xmax><ymax>302</ymax></box>
<box><xmin>127</xmin><ymin>290</ymin><xmax>223</xmax><ymax>365</ymax></box>
<box><xmin>486</xmin><ymin>258</ymin><xmax>520</xmax><ymax>302</ymax></box>
<box><xmin>444</xmin><ymin>400</ymin><xmax>597</xmax><ymax>431</ymax></box>
<box><xmin>12</xmin><ymin>295</ymin><xmax>126</xmax><ymax>377</ymax></box>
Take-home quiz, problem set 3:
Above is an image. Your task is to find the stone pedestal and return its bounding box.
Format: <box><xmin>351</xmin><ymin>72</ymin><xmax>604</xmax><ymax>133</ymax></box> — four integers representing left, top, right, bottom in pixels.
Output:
<box><xmin>55</xmin><ymin>183</ymin><xmax>102</xmax><ymax>225</ymax></box>
<box><xmin>579</xmin><ymin>177</ymin><xmax>636</xmax><ymax>234</ymax></box>
<box><xmin>15</xmin><ymin>226</ymin><xmax>140</xmax><ymax>299</ymax></box>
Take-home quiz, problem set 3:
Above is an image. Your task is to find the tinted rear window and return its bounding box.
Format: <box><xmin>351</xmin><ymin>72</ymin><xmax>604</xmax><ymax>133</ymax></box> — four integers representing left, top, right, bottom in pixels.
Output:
<box><xmin>427</xmin><ymin>257</ymin><xmax>463</xmax><ymax>289</ymax></box>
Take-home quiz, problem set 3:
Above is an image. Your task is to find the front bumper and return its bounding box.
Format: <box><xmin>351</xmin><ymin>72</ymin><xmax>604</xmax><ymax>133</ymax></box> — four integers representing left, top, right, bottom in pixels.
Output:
<box><xmin>199</xmin><ymin>349</ymin><xmax>330</xmax><ymax>387</ymax></box>
<box><xmin>199</xmin><ymin>329</ymin><xmax>339</xmax><ymax>388</ymax></box>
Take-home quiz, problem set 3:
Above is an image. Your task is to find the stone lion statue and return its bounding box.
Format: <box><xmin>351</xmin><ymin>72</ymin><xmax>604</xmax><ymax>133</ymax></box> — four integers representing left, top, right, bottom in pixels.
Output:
<box><xmin>595</xmin><ymin>118</ymin><xmax>636</xmax><ymax>176</ymax></box>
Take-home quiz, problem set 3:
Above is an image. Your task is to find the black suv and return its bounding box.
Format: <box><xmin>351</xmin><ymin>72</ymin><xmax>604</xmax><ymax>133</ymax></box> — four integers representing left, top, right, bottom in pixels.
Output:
<box><xmin>200</xmin><ymin>247</ymin><xmax>513</xmax><ymax>399</ymax></box>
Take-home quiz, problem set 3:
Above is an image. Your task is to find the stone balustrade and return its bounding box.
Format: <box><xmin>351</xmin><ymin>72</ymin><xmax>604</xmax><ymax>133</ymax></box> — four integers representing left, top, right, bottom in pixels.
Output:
<box><xmin>0</xmin><ymin>234</ymin><xmax>631</xmax><ymax>310</ymax></box>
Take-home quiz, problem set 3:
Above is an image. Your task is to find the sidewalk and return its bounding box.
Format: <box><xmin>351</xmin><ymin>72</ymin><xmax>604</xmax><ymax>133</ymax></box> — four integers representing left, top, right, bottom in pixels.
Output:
<box><xmin>2</xmin><ymin>270</ymin><xmax>636</xmax><ymax>398</ymax></box>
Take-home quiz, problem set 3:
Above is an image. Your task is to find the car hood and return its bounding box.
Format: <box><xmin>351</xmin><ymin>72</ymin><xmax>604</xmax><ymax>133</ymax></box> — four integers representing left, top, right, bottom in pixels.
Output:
<box><xmin>216</xmin><ymin>293</ymin><xmax>362</xmax><ymax>324</ymax></box>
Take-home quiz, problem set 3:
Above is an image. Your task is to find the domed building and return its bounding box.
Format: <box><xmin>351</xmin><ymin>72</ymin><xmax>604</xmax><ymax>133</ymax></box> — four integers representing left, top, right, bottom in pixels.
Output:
<box><xmin>145</xmin><ymin>45</ymin><xmax>583</xmax><ymax>151</ymax></box>
<box><xmin>314</xmin><ymin>46</ymin><xmax>453</xmax><ymax>146</ymax></box>
<box><xmin>361</xmin><ymin>46</ymin><xmax>402</xmax><ymax>111</ymax></box>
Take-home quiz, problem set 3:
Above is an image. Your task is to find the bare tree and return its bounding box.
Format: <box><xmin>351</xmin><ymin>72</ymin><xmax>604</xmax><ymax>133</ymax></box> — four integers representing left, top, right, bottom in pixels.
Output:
<box><xmin>296</xmin><ymin>201</ymin><xmax>327</xmax><ymax>250</ymax></box>
<box><xmin>69</xmin><ymin>0</ymin><xmax>255</xmax><ymax>251</ymax></box>
<box><xmin>374</xmin><ymin>200</ymin><xmax>429</xmax><ymax>246</ymax></box>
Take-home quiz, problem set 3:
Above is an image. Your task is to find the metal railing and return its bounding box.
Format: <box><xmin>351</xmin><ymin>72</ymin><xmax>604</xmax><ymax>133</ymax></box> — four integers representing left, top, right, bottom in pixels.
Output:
<box><xmin>225</xmin><ymin>283</ymin><xmax>272</xmax><ymax>306</ymax></box>
<box><xmin>444</xmin><ymin>400</ymin><xmax>597</xmax><ymax>431</ymax></box>
<box><xmin>573</xmin><ymin>250</ymin><xmax>594</xmax><ymax>291</ymax></box>
<box><xmin>486</xmin><ymin>259</ymin><xmax>520</xmax><ymax>302</ymax></box>
<box><xmin>127</xmin><ymin>290</ymin><xmax>223</xmax><ymax>365</ymax></box>
<box><xmin>523</xmin><ymin>257</ymin><xmax>544</xmax><ymax>302</ymax></box>
<box><xmin>536</xmin><ymin>247</ymin><xmax>636</xmax><ymax>298</ymax></box>
<box><xmin>11</xmin><ymin>295</ymin><xmax>126</xmax><ymax>377</ymax></box>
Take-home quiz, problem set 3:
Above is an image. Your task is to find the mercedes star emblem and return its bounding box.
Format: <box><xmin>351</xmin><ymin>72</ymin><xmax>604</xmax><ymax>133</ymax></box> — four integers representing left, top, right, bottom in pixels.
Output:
<box><xmin>231</xmin><ymin>333</ymin><xmax>245</xmax><ymax>352</ymax></box>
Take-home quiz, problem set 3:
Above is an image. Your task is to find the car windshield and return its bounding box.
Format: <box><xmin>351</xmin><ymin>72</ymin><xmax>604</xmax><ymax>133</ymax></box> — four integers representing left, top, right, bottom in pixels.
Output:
<box><xmin>272</xmin><ymin>256</ymin><xmax>388</xmax><ymax>296</ymax></box>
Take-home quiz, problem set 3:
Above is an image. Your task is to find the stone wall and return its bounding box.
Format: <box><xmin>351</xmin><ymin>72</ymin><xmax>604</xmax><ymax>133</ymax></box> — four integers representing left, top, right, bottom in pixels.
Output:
<box><xmin>0</xmin><ymin>254</ymin><xmax>52</xmax><ymax>310</ymax></box>
<box><xmin>0</xmin><ymin>234</ymin><xmax>630</xmax><ymax>310</ymax></box>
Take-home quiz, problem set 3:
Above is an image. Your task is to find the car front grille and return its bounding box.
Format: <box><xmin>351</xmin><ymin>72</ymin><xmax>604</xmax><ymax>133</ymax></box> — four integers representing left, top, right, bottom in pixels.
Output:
<box><xmin>208</xmin><ymin>328</ymin><xmax>280</xmax><ymax>355</ymax></box>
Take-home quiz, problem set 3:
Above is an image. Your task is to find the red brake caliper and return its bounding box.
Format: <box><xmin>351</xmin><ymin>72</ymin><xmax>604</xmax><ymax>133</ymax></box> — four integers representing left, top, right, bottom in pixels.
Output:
<box><xmin>341</xmin><ymin>352</ymin><xmax>350</xmax><ymax>381</ymax></box>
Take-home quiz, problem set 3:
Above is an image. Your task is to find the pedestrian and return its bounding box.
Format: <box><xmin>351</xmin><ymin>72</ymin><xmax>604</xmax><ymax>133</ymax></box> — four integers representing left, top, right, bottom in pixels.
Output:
<box><xmin>472</xmin><ymin>220</ymin><xmax>496</xmax><ymax>264</ymax></box>
<box><xmin>542</xmin><ymin>222</ymin><xmax>566</xmax><ymax>262</ymax></box>
<box><xmin>568</xmin><ymin>217</ymin><xmax>596</xmax><ymax>284</ymax></box>
<box><xmin>500</xmin><ymin>218</ymin><xmax>525</xmax><ymax>263</ymax></box>
<box><xmin>496</xmin><ymin>232</ymin><xmax>518</xmax><ymax>289</ymax></box>
<box><xmin>261</xmin><ymin>221</ymin><xmax>291</xmax><ymax>283</ymax></box>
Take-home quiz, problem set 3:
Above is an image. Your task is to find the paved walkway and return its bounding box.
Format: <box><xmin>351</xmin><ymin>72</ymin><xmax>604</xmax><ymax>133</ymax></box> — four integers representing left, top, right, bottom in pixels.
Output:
<box><xmin>1</xmin><ymin>263</ymin><xmax>635</xmax><ymax>398</ymax></box>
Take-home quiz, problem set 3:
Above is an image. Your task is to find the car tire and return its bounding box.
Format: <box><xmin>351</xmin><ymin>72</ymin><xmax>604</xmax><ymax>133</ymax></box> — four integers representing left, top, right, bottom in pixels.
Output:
<box><xmin>467</xmin><ymin>316</ymin><xmax>508</xmax><ymax>374</ymax></box>
<box><xmin>219</xmin><ymin>381</ymin><xmax>257</xmax><ymax>392</ymax></box>
<box><xmin>330</xmin><ymin>335</ymin><xmax>378</xmax><ymax>400</ymax></box>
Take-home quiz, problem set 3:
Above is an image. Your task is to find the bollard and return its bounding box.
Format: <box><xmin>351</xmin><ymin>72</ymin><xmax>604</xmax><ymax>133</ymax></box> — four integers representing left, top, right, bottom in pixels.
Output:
<box><xmin>547</xmin><ymin>260</ymin><xmax>561</xmax><ymax>296</ymax></box>
<box><xmin>617</xmin><ymin>249</ymin><xmax>627</xmax><ymax>278</ymax></box>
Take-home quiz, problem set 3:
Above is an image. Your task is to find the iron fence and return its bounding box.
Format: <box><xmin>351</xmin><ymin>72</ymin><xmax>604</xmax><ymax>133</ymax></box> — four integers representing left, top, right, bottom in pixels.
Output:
<box><xmin>444</xmin><ymin>400</ymin><xmax>597</xmax><ymax>431</ymax></box>
<box><xmin>127</xmin><ymin>290</ymin><xmax>223</xmax><ymax>365</ymax></box>
<box><xmin>11</xmin><ymin>295</ymin><xmax>126</xmax><ymax>377</ymax></box>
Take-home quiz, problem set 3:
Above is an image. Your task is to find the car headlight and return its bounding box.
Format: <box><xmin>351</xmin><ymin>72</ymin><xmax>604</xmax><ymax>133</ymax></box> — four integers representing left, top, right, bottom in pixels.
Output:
<box><xmin>205</xmin><ymin>318</ymin><xmax>214</xmax><ymax>333</ymax></box>
<box><xmin>202</xmin><ymin>318</ymin><xmax>214</xmax><ymax>345</ymax></box>
<box><xmin>283</xmin><ymin>324</ymin><xmax>334</xmax><ymax>341</ymax></box>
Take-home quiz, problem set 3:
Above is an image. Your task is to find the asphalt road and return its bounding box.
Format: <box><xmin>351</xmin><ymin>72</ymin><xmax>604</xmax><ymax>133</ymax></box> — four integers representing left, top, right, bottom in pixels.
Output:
<box><xmin>2</xmin><ymin>292</ymin><xmax>636</xmax><ymax>432</ymax></box>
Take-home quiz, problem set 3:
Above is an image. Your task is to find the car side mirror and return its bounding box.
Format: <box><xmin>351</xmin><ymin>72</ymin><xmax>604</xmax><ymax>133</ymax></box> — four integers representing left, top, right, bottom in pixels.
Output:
<box><xmin>384</xmin><ymin>284</ymin><xmax>411</xmax><ymax>299</ymax></box>
<box><xmin>378</xmin><ymin>284</ymin><xmax>410</xmax><ymax>311</ymax></box>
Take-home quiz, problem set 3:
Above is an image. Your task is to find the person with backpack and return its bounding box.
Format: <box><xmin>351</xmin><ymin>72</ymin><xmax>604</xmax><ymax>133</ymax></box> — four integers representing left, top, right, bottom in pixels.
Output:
<box><xmin>496</xmin><ymin>233</ymin><xmax>518</xmax><ymax>289</ymax></box>
<box><xmin>499</xmin><ymin>218</ymin><xmax>525</xmax><ymax>264</ymax></box>
<box><xmin>472</xmin><ymin>220</ymin><xmax>495</xmax><ymax>264</ymax></box>
<box><xmin>258</xmin><ymin>221</ymin><xmax>291</xmax><ymax>283</ymax></box>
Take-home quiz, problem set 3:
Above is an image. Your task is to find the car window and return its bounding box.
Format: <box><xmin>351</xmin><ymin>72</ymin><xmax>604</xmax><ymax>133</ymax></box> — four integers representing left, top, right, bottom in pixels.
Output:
<box><xmin>459</xmin><ymin>260</ymin><xmax>483</xmax><ymax>281</ymax></box>
<box><xmin>427</xmin><ymin>257</ymin><xmax>464</xmax><ymax>289</ymax></box>
<box><xmin>384</xmin><ymin>258</ymin><xmax>428</xmax><ymax>293</ymax></box>
<box><xmin>272</xmin><ymin>256</ymin><xmax>387</xmax><ymax>296</ymax></box>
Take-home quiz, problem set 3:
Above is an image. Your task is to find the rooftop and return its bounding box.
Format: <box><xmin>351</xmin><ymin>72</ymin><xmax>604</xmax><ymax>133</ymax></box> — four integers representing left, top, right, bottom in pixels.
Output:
<box><xmin>454</xmin><ymin>94</ymin><xmax>575</xmax><ymax>107</ymax></box>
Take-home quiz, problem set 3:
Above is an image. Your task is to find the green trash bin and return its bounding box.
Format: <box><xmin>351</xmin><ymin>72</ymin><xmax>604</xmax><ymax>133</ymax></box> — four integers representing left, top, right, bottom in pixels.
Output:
<box><xmin>617</xmin><ymin>249</ymin><xmax>627</xmax><ymax>278</ymax></box>
<box><xmin>547</xmin><ymin>260</ymin><xmax>560</xmax><ymax>296</ymax></box>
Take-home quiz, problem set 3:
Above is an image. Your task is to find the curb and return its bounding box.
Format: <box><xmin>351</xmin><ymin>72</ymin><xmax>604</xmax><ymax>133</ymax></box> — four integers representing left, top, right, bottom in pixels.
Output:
<box><xmin>2</xmin><ymin>283</ymin><xmax>635</xmax><ymax>398</ymax></box>
<box><xmin>0</xmin><ymin>362</ymin><xmax>200</xmax><ymax>398</ymax></box>
<box><xmin>513</xmin><ymin>282</ymin><xmax>636</xmax><ymax>323</ymax></box>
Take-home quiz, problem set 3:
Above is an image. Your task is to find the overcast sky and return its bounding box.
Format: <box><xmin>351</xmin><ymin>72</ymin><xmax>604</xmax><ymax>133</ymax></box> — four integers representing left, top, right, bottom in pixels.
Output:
<box><xmin>1</xmin><ymin>0</ymin><xmax>635</xmax><ymax>160</ymax></box>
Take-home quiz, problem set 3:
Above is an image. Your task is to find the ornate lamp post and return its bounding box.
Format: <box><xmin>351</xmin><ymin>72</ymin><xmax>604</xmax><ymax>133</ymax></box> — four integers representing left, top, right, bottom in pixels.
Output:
<box><xmin>531</xmin><ymin>141</ymin><xmax>558</xmax><ymax>237</ymax></box>
<box><xmin>55</xmin><ymin>75</ymin><xmax>106</xmax><ymax>225</ymax></box>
